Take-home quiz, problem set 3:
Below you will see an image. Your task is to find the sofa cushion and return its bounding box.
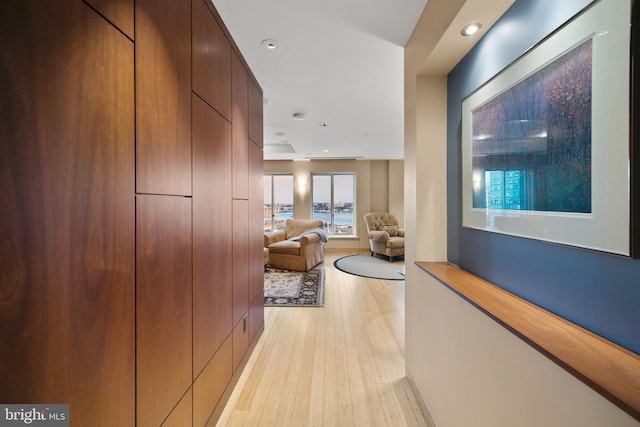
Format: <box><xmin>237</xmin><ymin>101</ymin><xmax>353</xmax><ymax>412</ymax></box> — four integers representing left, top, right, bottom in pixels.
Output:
<box><xmin>382</xmin><ymin>225</ymin><xmax>398</xmax><ymax>236</ymax></box>
<box><xmin>268</xmin><ymin>239</ymin><xmax>301</xmax><ymax>256</ymax></box>
<box><xmin>386</xmin><ymin>236</ymin><xmax>404</xmax><ymax>249</ymax></box>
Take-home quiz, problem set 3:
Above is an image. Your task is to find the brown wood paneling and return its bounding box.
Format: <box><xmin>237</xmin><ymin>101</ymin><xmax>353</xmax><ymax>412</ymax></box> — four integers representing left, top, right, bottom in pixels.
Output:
<box><xmin>136</xmin><ymin>195</ymin><xmax>192</xmax><ymax>427</ymax></box>
<box><xmin>136</xmin><ymin>0</ymin><xmax>191</xmax><ymax>196</ymax></box>
<box><xmin>248</xmin><ymin>77</ymin><xmax>263</xmax><ymax>147</ymax></box>
<box><xmin>232</xmin><ymin>200</ymin><xmax>249</xmax><ymax>327</ymax></box>
<box><xmin>192</xmin><ymin>94</ymin><xmax>234</xmax><ymax>377</ymax></box>
<box><xmin>232</xmin><ymin>316</ymin><xmax>249</xmax><ymax>373</ymax></box>
<box><xmin>249</xmin><ymin>297</ymin><xmax>264</xmax><ymax>350</ymax></box>
<box><xmin>84</xmin><ymin>0</ymin><xmax>134</xmax><ymax>38</ymax></box>
<box><xmin>232</xmin><ymin>51</ymin><xmax>249</xmax><ymax>200</ymax></box>
<box><xmin>193</xmin><ymin>336</ymin><xmax>233</xmax><ymax>427</ymax></box>
<box><xmin>192</xmin><ymin>0</ymin><xmax>232</xmax><ymax>120</ymax></box>
<box><xmin>0</xmin><ymin>1</ymin><xmax>135</xmax><ymax>425</ymax></box>
<box><xmin>248</xmin><ymin>143</ymin><xmax>265</xmax><ymax>308</ymax></box>
<box><xmin>163</xmin><ymin>388</ymin><xmax>193</xmax><ymax>427</ymax></box>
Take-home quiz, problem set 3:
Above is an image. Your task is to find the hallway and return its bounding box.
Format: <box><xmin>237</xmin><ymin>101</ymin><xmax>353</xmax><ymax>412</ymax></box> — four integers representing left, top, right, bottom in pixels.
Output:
<box><xmin>216</xmin><ymin>251</ymin><xmax>428</xmax><ymax>426</ymax></box>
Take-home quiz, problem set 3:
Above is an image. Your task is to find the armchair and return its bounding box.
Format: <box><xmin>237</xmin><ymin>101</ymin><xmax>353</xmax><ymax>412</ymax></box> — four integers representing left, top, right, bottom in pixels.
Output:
<box><xmin>264</xmin><ymin>218</ymin><xmax>326</xmax><ymax>271</ymax></box>
<box><xmin>363</xmin><ymin>212</ymin><xmax>405</xmax><ymax>261</ymax></box>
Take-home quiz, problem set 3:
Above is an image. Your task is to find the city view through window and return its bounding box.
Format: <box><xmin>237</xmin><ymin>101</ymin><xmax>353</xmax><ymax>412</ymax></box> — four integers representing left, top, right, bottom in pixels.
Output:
<box><xmin>311</xmin><ymin>173</ymin><xmax>355</xmax><ymax>236</ymax></box>
<box><xmin>263</xmin><ymin>173</ymin><xmax>355</xmax><ymax>236</ymax></box>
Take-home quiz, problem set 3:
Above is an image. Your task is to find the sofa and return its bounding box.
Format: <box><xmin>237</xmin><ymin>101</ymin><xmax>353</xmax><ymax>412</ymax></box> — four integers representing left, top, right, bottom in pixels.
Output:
<box><xmin>363</xmin><ymin>212</ymin><xmax>405</xmax><ymax>261</ymax></box>
<box><xmin>264</xmin><ymin>218</ymin><xmax>326</xmax><ymax>271</ymax></box>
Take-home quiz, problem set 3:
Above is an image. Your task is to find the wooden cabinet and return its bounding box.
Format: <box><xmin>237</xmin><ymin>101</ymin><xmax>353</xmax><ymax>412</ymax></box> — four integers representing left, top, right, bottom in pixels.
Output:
<box><xmin>192</xmin><ymin>0</ymin><xmax>232</xmax><ymax>120</ymax></box>
<box><xmin>163</xmin><ymin>389</ymin><xmax>193</xmax><ymax>427</ymax></box>
<box><xmin>249</xmin><ymin>77</ymin><xmax>264</xmax><ymax>147</ymax></box>
<box><xmin>84</xmin><ymin>0</ymin><xmax>134</xmax><ymax>38</ymax></box>
<box><xmin>249</xmin><ymin>142</ymin><xmax>266</xmax><ymax>318</ymax></box>
<box><xmin>0</xmin><ymin>2</ymin><xmax>135</xmax><ymax>425</ymax></box>
<box><xmin>232</xmin><ymin>51</ymin><xmax>250</xmax><ymax>200</ymax></box>
<box><xmin>136</xmin><ymin>0</ymin><xmax>192</xmax><ymax>196</ymax></box>
<box><xmin>192</xmin><ymin>94</ymin><xmax>233</xmax><ymax>377</ymax></box>
<box><xmin>232</xmin><ymin>199</ymin><xmax>250</xmax><ymax>328</ymax></box>
<box><xmin>1</xmin><ymin>0</ymin><xmax>262</xmax><ymax>425</ymax></box>
<box><xmin>193</xmin><ymin>337</ymin><xmax>233</xmax><ymax>426</ymax></box>
<box><xmin>136</xmin><ymin>195</ymin><xmax>193</xmax><ymax>427</ymax></box>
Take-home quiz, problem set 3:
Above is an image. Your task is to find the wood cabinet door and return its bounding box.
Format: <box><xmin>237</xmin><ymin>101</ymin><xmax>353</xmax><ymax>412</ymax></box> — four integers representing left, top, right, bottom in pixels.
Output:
<box><xmin>136</xmin><ymin>0</ymin><xmax>192</xmax><ymax>196</ymax></box>
<box><xmin>84</xmin><ymin>0</ymin><xmax>133</xmax><ymax>38</ymax></box>
<box><xmin>249</xmin><ymin>143</ymin><xmax>265</xmax><ymax>308</ymax></box>
<box><xmin>192</xmin><ymin>0</ymin><xmax>232</xmax><ymax>120</ymax></box>
<box><xmin>232</xmin><ymin>51</ymin><xmax>249</xmax><ymax>200</ymax></box>
<box><xmin>136</xmin><ymin>195</ymin><xmax>192</xmax><ymax>427</ymax></box>
<box><xmin>0</xmin><ymin>2</ymin><xmax>135</xmax><ymax>425</ymax></box>
<box><xmin>232</xmin><ymin>200</ymin><xmax>249</xmax><ymax>328</ymax></box>
<box><xmin>192</xmin><ymin>94</ymin><xmax>233</xmax><ymax>378</ymax></box>
<box><xmin>248</xmin><ymin>77</ymin><xmax>264</xmax><ymax>148</ymax></box>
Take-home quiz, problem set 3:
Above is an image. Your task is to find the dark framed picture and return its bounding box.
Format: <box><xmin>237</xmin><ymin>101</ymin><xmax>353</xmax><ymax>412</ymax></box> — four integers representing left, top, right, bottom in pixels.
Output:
<box><xmin>461</xmin><ymin>0</ymin><xmax>635</xmax><ymax>256</ymax></box>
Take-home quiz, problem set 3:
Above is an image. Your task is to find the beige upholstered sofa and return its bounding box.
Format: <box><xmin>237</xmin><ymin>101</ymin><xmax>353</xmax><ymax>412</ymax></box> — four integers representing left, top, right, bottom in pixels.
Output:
<box><xmin>264</xmin><ymin>218</ymin><xmax>326</xmax><ymax>271</ymax></box>
<box><xmin>363</xmin><ymin>212</ymin><xmax>405</xmax><ymax>261</ymax></box>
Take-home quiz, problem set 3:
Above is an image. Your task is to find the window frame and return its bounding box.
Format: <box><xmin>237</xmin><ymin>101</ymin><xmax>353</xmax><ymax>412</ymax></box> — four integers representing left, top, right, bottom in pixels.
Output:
<box><xmin>310</xmin><ymin>172</ymin><xmax>357</xmax><ymax>237</ymax></box>
<box><xmin>264</xmin><ymin>173</ymin><xmax>294</xmax><ymax>232</ymax></box>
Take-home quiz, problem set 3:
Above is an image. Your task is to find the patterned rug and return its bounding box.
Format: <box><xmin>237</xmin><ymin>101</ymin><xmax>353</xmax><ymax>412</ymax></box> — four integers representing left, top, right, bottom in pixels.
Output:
<box><xmin>264</xmin><ymin>267</ymin><xmax>325</xmax><ymax>307</ymax></box>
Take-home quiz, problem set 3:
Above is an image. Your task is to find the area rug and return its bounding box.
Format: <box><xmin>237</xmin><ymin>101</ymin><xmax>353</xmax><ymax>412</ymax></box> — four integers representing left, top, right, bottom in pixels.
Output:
<box><xmin>264</xmin><ymin>267</ymin><xmax>325</xmax><ymax>307</ymax></box>
<box><xmin>334</xmin><ymin>254</ymin><xmax>405</xmax><ymax>280</ymax></box>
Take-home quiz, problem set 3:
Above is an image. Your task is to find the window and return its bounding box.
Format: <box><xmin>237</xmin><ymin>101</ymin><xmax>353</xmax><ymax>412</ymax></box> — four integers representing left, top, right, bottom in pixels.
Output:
<box><xmin>311</xmin><ymin>173</ymin><xmax>355</xmax><ymax>236</ymax></box>
<box><xmin>264</xmin><ymin>174</ymin><xmax>293</xmax><ymax>231</ymax></box>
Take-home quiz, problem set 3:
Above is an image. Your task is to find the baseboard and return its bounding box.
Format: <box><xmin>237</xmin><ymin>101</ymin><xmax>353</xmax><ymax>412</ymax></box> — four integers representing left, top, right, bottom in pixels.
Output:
<box><xmin>406</xmin><ymin>368</ymin><xmax>437</xmax><ymax>427</ymax></box>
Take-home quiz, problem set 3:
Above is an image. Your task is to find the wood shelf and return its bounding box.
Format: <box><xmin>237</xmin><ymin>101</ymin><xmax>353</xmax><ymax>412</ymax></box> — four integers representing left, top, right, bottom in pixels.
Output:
<box><xmin>416</xmin><ymin>261</ymin><xmax>640</xmax><ymax>422</ymax></box>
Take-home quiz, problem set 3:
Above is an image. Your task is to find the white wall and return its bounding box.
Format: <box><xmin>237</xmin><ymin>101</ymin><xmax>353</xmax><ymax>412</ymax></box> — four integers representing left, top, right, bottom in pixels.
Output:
<box><xmin>404</xmin><ymin>1</ymin><xmax>639</xmax><ymax>426</ymax></box>
<box><xmin>406</xmin><ymin>272</ymin><xmax>638</xmax><ymax>427</ymax></box>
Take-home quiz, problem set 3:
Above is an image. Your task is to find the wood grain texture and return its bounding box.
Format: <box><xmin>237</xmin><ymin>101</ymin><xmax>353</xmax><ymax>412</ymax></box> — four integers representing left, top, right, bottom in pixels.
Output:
<box><xmin>248</xmin><ymin>77</ymin><xmax>264</xmax><ymax>148</ymax></box>
<box><xmin>248</xmin><ymin>142</ymin><xmax>265</xmax><ymax>324</ymax></box>
<box><xmin>416</xmin><ymin>261</ymin><xmax>640</xmax><ymax>421</ymax></box>
<box><xmin>0</xmin><ymin>1</ymin><xmax>135</xmax><ymax>425</ymax></box>
<box><xmin>194</xmin><ymin>336</ymin><xmax>233</xmax><ymax>427</ymax></box>
<box><xmin>232</xmin><ymin>51</ymin><xmax>249</xmax><ymax>200</ymax></box>
<box><xmin>192</xmin><ymin>94</ymin><xmax>234</xmax><ymax>378</ymax></box>
<box><xmin>136</xmin><ymin>0</ymin><xmax>192</xmax><ymax>196</ymax></box>
<box><xmin>192</xmin><ymin>0</ymin><xmax>232</xmax><ymax>120</ymax></box>
<box><xmin>136</xmin><ymin>195</ymin><xmax>192</xmax><ymax>427</ymax></box>
<box><xmin>163</xmin><ymin>388</ymin><xmax>193</xmax><ymax>427</ymax></box>
<box><xmin>248</xmin><ymin>296</ymin><xmax>265</xmax><ymax>352</ymax></box>
<box><xmin>217</xmin><ymin>252</ymin><xmax>429</xmax><ymax>426</ymax></box>
<box><xmin>232</xmin><ymin>315</ymin><xmax>249</xmax><ymax>373</ymax></box>
<box><xmin>232</xmin><ymin>200</ymin><xmax>250</xmax><ymax>328</ymax></box>
<box><xmin>84</xmin><ymin>0</ymin><xmax>134</xmax><ymax>38</ymax></box>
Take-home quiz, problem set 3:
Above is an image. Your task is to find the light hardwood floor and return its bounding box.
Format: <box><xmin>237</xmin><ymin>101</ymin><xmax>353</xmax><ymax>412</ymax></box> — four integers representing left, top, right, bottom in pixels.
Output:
<box><xmin>216</xmin><ymin>251</ymin><xmax>429</xmax><ymax>426</ymax></box>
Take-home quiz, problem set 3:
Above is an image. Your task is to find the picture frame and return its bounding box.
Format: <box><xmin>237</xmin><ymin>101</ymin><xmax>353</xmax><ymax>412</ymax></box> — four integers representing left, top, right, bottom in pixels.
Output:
<box><xmin>461</xmin><ymin>0</ymin><xmax>635</xmax><ymax>256</ymax></box>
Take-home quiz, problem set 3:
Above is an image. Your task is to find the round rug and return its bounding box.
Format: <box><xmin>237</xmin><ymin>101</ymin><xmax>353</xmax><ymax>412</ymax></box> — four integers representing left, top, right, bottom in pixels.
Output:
<box><xmin>333</xmin><ymin>254</ymin><xmax>405</xmax><ymax>280</ymax></box>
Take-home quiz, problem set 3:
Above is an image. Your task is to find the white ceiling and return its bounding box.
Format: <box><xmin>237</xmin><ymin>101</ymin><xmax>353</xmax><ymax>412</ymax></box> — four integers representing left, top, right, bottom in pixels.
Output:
<box><xmin>211</xmin><ymin>0</ymin><xmax>514</xmax><ymax>161</ymax></box>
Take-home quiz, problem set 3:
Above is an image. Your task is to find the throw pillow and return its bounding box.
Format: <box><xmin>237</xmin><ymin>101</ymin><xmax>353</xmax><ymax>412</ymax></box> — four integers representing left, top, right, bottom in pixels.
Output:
<box><xmin>382</xmin><ymin>225</ymin><xmax>398</xmax><ymax>236</ymax></box>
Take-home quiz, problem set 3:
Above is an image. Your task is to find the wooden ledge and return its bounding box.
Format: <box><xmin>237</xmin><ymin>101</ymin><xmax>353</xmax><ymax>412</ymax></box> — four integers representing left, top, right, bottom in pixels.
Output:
<box><xmin>416</xmin><ymin>261</ymin><xmax>640</xmax><ymax>421</ymax></box>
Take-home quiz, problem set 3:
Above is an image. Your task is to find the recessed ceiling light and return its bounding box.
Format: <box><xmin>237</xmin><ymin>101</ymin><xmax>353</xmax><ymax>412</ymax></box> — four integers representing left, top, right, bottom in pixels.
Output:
<box><xmin>261</xmin><ymin>39</ymin><xmax>280</xmax><ymax>50</ymax></box>
<box><xmin>461</xmin><ymin>23</ymin><xmax>482</xmax><ymax>36</ymax></box>
<box><xmin>292</xmin><ymin>112</ymin><xmax>305</xmax><ymax>121</ymax></box>
<box><xmin>322</xmin><ymin>149</ymin><xmax>330</xmax><ymax>153</ymax></box>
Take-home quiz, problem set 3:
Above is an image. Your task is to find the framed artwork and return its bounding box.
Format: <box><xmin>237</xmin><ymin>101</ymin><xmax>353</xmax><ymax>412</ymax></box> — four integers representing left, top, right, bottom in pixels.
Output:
<box><xmin>461</xmin><ymin>0</ymin><xmax>635</xmax><ymax>256</ymax></box>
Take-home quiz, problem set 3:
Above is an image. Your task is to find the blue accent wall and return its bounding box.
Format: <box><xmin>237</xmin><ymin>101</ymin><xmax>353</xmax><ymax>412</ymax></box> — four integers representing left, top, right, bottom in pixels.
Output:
<box><xmin>447</xmin><ymin>0</ymin><xmax>640</xmax><ymax>354</ymax></box>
